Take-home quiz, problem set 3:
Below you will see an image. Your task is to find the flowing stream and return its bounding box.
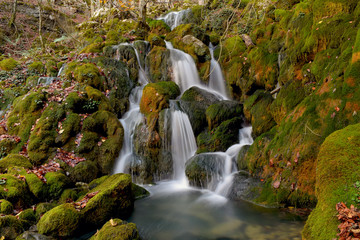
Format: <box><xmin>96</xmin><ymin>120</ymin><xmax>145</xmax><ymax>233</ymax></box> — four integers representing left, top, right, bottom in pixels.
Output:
<box><xmin>112</xmin><ymin>37</ymin><xmax>304</xmax><ymax>239</ymax></box>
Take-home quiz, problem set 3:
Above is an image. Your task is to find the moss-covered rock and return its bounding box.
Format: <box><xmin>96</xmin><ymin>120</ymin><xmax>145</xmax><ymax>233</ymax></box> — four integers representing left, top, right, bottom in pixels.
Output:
<box><xmin>131</xmin><ymin>183</ymin><xmax>150</xmax><ymax>200</ymax></box>
<box><xmin>28</xmin><ymin>61</ymin><xmax>44</xmax><ymax>74</ymax></box>
<box><xmin>45</xmin><ymin>172</ymin><xmax>70</xmax><ymax>199</ymax></box>
<box><xmin>149</xmin><ymin>19</ymin><xmax>171</xmax><ymax>35</ymax></box>
<box><xmin>37</xmin><ymin>203</ymin><xmax>80</xmax><ymax>238</ymax></box>
<box><xmin>0</xmin><ymin>215</ymin><xmax>23</xmax><ymax>240</ymax></box>
<box><xmin>90</xmin><ymin>218</ymin><xmax>140</xmax><ymax>240</ymax></box>
<box><xmin>146</xmin><ymin>46</ymin><xmax>172</xmax><ymax>82</ymax></box>
<box><xmin>303</xmin><ymin>123</ymin><xmax>360</xmax><ymax>239</ymax></box>
<box><xmin>85</xmin><ymin>85</ymin><xmax>113</xmax><ymax>112</ymax></box>
<box><xmin>206</xmin><ymin>100</ymin><xmax>243</xmax><ymax>130</ymax></box>
<box><xmin>0</xmin><ymin>199</ymin><xmax>13</xmax><ymax>214</ymax></box>
<box><xmin>18</xmin><ymin>208</ymin><xmax>36</xmax><ymax>229</ymax></box>
<box><xmin>79</xmin><ymin>173</ymin><xmax>134</xmax><ymax>228</ymax></box>
<box><xmin>73</xmin><ymin>63</ymin><xmax>104</xmax><ymax>90</ymax></box>
<box><xmin>165</xmin><ymin>24</ymin><xmax>209</xmax><ymax>46</ymax></box>
<box><xmin>0</xmin><ymin>58</ymin><xmax>19</xmax><ymax>71</ymax></box>
<box><xmin>116</xmin><ymin>44</ymin><xmax>138</xmax><ymax>81</ymax></box>
<box><xmin>25</xmin><ymin>172</ymin><xmax>48</xmax><ymax>200</ymax></box>
<box><xmin>55</xmin><ymin>113</ymin><xmax>81</xmax><ymax>145</ymax></box>
<box><xmin>68</xmin><ymin>161</ymin><xmax>98</xmax><ymax>183</ymax></box>
<box><xmin>0</xmin><ymin>174</ymin><xmax>30</xmax><ymax>207</ymax></box>
<box><xmin>35</xmin><ymin>202</ymin><xmax>57</xmax><ymax>220</ymax></box>
<box><xmin>59</xmin><ymin>189</ymin><xmax>78</xmax><ymax>203</ymax></box>
<box><xmin>243</xmin><ymin>90</ymin><xmax>276</xmax><ymax>137</ymax></box>
<box><xmin>147</xmin><ymin>33</ymin><xmax>165</xmax><ymax>48</ymax></box>
<box><xmin>180</xmin><ymin>86</ymin><xmax>221</xmax><ymax>135</ymax></box>
<box><xmin>78</xmin><ymin>111</ymin><xmax>124</xmax><ymax>175</ymax></box>
<box><xmin>0</xmin><ymin>154</ymin><xmax>32</xmax><ymax>172</ymax></box>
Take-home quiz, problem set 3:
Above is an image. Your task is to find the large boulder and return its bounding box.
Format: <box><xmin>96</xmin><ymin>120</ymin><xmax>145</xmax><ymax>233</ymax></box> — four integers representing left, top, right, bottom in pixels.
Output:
<box><xmin>0</xmin><ymin>154</ymin><xmax>32</xmax><ymax>172</ymax></box>
<box><xmin>0</xmin><ymin>174</ymin><xmax>30</xmax><ymax>208</ymax></box>
<box><xmin>0</xmin><ymin>215</ymin><xmax>24</xmax><ymax>240</ymax></box>
<box><xmin>90</xmin><ymin>219</ymin><xmax>140</xmax><ymax>240</ymax></box>
<box><xmin>180</xmin><ymin>86</ymin><xmax>221</xmax><ymax>135</ymax></box>
<box><xmin>37</xmin><ymin>203</ymin><xmax>81</xmax><ymax>238</ymax></box>
<box><xmin>205</xmin><ymin>100</ymin><xmax>243</xmax><ymax>130</ymax></box>
<box><xmin>80</xmin><ymin>173</ymin><xmax>134</xmax><ymax>228</ymax></box>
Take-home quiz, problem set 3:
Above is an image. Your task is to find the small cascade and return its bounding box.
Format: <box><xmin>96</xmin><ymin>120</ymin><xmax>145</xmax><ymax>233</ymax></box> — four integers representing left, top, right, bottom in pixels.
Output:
<box><xmin>209</xmin><ymin>44</ymin><xmax>229</xmax><ymax>100</ymax></box>
<box><xmin>158</xmin><ymin>9</ymin><xmax>190</xmax><ymax>30</ymax></box>
<box><xmin>113</xmin><ymin>42</ymin><xmax>149</xmax><ymax>174</ymax></box>
<box><xmin>165</xmin><ymin>41</ymin><xmax>203</xmax><ymax>92</ymax></box>
<box><xmin>170</xmin><ymin>102</ymin><xmax>197</xmax><ymax>184</ymax></box>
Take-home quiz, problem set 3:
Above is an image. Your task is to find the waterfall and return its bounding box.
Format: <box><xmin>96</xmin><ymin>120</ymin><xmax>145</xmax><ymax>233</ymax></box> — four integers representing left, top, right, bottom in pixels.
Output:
<box><xmin>158</xmin><ymin>10</ymin><xmax>190</xmax><ymax>30</ymax></box>
<box><xmin>209</xmin><ymin>44</ymin><xmax>229</xmax><ymax>100</ymax></box>
<box><xmin>170</xmin><ymin>105</ymin><xmax>197</xmax><ymax>184</ymax></box>
<box><xmin>165</xmin><ymin>41</ymin><xmax>203</xmax><ymax>92</ymax></box>
<box><xmin>113</xmin><ymin>42</ymin><xmax>149</xmax><ymax>174</ymax></box>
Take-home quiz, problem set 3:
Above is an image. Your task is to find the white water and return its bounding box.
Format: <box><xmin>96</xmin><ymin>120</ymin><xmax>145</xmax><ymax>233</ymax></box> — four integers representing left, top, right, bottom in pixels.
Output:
<box><xmin>158</xmin><ymin>10</ymin><xmax>190</xmax><ymax>30</ymax></box>
<box><xmin>171</xmin><ymin>109</ymin><xmax>197</xmax><ymax>184</ymax></box>
<box><xmin>209</xmin><ymin>44</ymin><xmax>229</xmax><ymax>100</ymax></box>
<box><xmin>113</xmin><ymin>42</ymin><xmax>149</xmax><ymax>174</ymax></box>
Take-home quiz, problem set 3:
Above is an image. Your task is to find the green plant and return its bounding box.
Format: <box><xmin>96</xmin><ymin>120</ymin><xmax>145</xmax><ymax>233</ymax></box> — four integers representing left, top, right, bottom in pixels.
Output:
<box><xmin>83</xmin><ymin>99</ymin><xmax>100</xmax><ymax>112</ymax></box>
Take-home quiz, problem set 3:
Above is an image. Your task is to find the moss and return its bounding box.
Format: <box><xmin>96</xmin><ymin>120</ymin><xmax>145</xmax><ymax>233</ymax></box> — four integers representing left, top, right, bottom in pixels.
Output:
<box><xmin>89</xmin><ymin>175</ymin><xmax>109</xmax><ymax>189</ymax></box>
<box><xmin>18</xmin><ymin>208</ymin><xmax>36</xmax><ymax>229</ymax></box>
<box><xmin>0</xmin><ymin>58</ymin><xmax>19</xmax><ymax>71</ymax></box>
<box><xmin>35</xmin><ymin>202</ymin><xmax>57</xmax><ymax>220</ymax></box>
<box><xmin>90</xmin><ymin>219</ymin><xmax>140</xmax><ymax>240</ymax></box>
<box><xmin>0</xmin><ymin>174</ymin><xmax>30</xmax><ymax>207</ymax></box>
<box><xmin>303</xmin><ymin>123</ymin><xmax>360</xmax><ymax>239</ymax></box>
<box><xmin>0</xmin><ymin>215</ymin><xmax>24</xmax><ymax>239</ymax></box>
<box><xmin>165</xmin><ymin>24</ymin><xmax>209</xmax><ymax>45</ymax></box>
<box><xmin>28</xmin><ymin>61</ymin><xmax>44</xmax><ymax>74</ymax></box>
<box><xmin>79</xmin><ymin>111</ymin><xmax>124</xmax><ymax>175</ymax></box>
<box><xmin>45</xmin><ymin>172</ymin><xmax>70</xmax><ymax>199</ymax></box>
<box><xmin>205</xmin><ymin>101</ymin><xmax>243</xmax><ymax>130</ymax></box>
<box><xmin>85</xmin><ymin>86</ymin><xmax>113</xmax><ymax>112</ymax></box>
<box><xmin>25</xmin><ymin>172</ymin><xmax>47</xmax><ymax>200</ymax></box>
<box><xmin>73</xmin><ymin>63</ymin><xmax>104</xmax><ymax>90</ymax></box>
<box><xmin>140</xmin><ymin>82</ymin><xmax>180</xmax><ymax>117</ymax></box>
<box><xmin>147</xmin><ymin>33</ymin><xmax>165</xmax><ymax>48</ymax></box>
<box><xmin>7</xmin><ymin>91</ymin><xmax>46</xmax><ymax>151</ymax></box>
<box><xmin>0</xmin><ymin>199</ymin><xmax>13</xmax><ymax>214</ymax></box>
<box><xmin>0</xmin><ymin>154</ymin><xmax>32</xmax><ymax>172</ymax></box>
<box><xmin>64</xmin><ymin>92</ymin><xmax>85</xmax><ymax>113</ymax></box>
<box><xmin>37</xmin><ymin>203</ymin><xmax>80</xmax><ymax>238</ymax></box>
<box><xmin>68</xmin><ymin>161</ymin><xmax>98</xmax><ymax>183</ymax></box>
<box><xmin>115</xmin><ymin>44</ymin><xmax>139</xmax><ymax>81</ymax></box>
<box><xmin>59</xmin><ymin>189</ymin><xmax>78</xmax><ymax>203</ymax></box>
<box><xmin>131</xmin><ymin>183</ymin><xmax>150</xmax><ymax>200</ymax></box>
<box><xmin>27</xmin><ymin>103</ymin><xmax>65</xmax><ymax>165</ymax></box>
<box><xmin>45</xmin><ymin>60</ymin><xmax>58</xmax><ymax>77</ymax></box>
<box><xmin>55</xmin><ymin>113</ymin><xmax>81</xmax><ymax>145</ymax></box>
<box><xmin>79</xmin><ymin>173</ymin><xmax>134</xmax><ymax>228</ymax></box>
<box><xmin>80</xmin><ymin>41</ymin><xmax>105</xmax><ymax>54</ymax></box>
<box><xmin>145</xmin><ymin>46</ymin><xmax>172</xmax><ymax>82</ymax></box>
<box><xmin>148</xmin><ymin>19</ymin><xmax>171</xmax><ymax>35</ymax></box>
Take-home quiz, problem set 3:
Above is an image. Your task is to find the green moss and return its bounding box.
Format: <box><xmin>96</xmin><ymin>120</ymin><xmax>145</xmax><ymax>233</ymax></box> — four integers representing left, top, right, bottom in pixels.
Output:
<box><xmin>37</xmin><ymin>203</ymin><xmax>80</xmax><ymax>238</ymax></box>
<box><xmin>89</xmin><ymin>175</ymin><xmax>109</xmax><ymax>189</ymax></box>
<box><xmin>18</xmin><ymin>208</ymin><xmax>36</xmax><ymax>228</ymax></box>
<box><xmin>45</xmin><ymin>60</ymin><xmax>58</xmax><ymax>77</ymax></box>
<box><xmin>145</xmin><ymin>46</ymin><xmax>172</xmax><ymax>82</ymax></box>
<box><xmin>25</xmin><ymin>172</ymin><xmax>47</xmax><ymax>200</ymax></box>
<box><xmin>35</xmin><ymin>202</ymin><xmax>57</xmax><ymax>220</ymax></box>
<box><xmin>0</xmin><ymin>154</ymin><xmax>32</xmax><ymax>172</ymax></box>
<box><xmin>303</xmin><ymin>123</ymin><xmax>360</xmax><ymax>239</ymax></box>
<box><xmin>147</xmin><ymin>33</ymin><xmax>165</xmax><ymax>48</ymax></box>
<box><xmin>28</xmin><ymin>61</ymin><xmax>44</xmax><ymax>74</ymax></box>
<box><xmin>68</xmin><ymin>161</ymin><xmax>98</xmax><ymax>183</ymax></box>
<box><xmin>27</xmin><ymin>102</ymin><xmax>65</xmax><ymax>165</ymax></box>
<box><xmin>206</xmin><ymin>101</ymin><xmax>243</xmax><ymax>130</ymax></box>
<box><xmin>0</xmin><ymin>58</ymin><xmax>19</xmax><ymax>71</ymax></box>
<box><xmin>79</xmin><ymin>111</ymin><xmax>124</xmax><ymax>174</ymax></box>
<box><xmin>0</xmin><ymin>199</ymin><xmax>13</xmax><ymax>214</ymax></box>
<box><xmin>140</xmin><ymin>82</ymin><xmax>180</xmax><ymax>117</ymax></box>
<box><xmin>7</xmin><ymin>91</ymin><xmax>46</xmax><ymax>151</ymax></box>
<box><xmin>59</xmin><ymin>189</ymin><xmax>78</xmax><ymax>203</ymax></box>
<box><xmin>85</xmin><ymin>86</ymin><xmax>112</xmax><ymax>112</ymax></box>
<box><xmin>79</xmin><ymin>173</ymin><xmax>133</xmax><ymax>228</ymax></box>
<box><xmin>165</xmin><ymin>24</ymin><xmax>208</xmax><ymax>45</ymax></box>
<box><xmin>45</xmin><ymin>172</ymin><xmax>70</xmax><ymax>199</ymax></box>
<box><xmin>148</xmin><ymin>19</ymin><xmax>171</xmax><ymax>35</ymax></box>
<box><xmin>0</xmin><ymin>174</ymin><xmax>30</xmax><ymax>207</ymax></box>
<box><xmin>0</xmin><ymin>215</ymin><xmax>24</xmax><ymax>239</ymax></box>
<box><xmin>80</xmin><ymin>41</ymin><xmax>105</xmax><ymax>54</ymax></box>
<box><xmin>56</xmin><ymin>113</ymin><xmax>81</xmax><ymax>145</ymax></box>
<box><xmin>131</xmin><ymin>183</ymin><xmax>150</xmax><ymax>200</ymax></box>
<box><xmin>90</xmin><ymin>219</ymin><xmax>140</xmax><ymax>240</ymax></box>
<box><xmin>73</xmin><ymin>63</ymin><xmax>104</xmax><ymax>90</ymax></box>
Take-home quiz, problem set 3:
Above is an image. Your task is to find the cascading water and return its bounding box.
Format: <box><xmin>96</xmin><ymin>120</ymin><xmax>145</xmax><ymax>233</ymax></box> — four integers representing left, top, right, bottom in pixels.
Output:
<box><xmin>158</xmin><ymin>9</ymin><xmax>190</xmax><ymax>30</ymax></box>
<box><xmin>209</xmin><ymin>43</ymin><xmax>229</xmax><ymax>100</ymax></box>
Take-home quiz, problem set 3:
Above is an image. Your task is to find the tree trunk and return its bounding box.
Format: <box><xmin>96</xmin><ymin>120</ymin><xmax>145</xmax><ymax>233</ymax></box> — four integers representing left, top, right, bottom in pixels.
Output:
<box><xmin>37</xmin><ymin>0</ymin><xmax>45</xmax><ymax>51</ymax></box>
<box><xmin>139</xmin><ymin>0</ymin><xmax>147</xmax><ymax>24</ymax></box>
<box><xmin>9</xmin><ymin>0</ymin><xmax>18</xmax><ymax>28</ymax></box>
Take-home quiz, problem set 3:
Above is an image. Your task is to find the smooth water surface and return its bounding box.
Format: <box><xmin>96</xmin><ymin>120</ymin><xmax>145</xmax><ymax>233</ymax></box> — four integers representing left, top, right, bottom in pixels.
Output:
<box><xmin>129</xmin><ymin>182</ymin><xmax>304</xmax><ymax>240</ymax></box>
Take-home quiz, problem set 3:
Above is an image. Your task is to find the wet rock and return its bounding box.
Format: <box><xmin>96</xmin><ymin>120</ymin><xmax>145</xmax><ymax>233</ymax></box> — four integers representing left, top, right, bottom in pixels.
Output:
<box><xmin>180</xmin><ymin>86</ymin><xmax>221</xmax><ymax>135</ymax></box>
<box><xmin>0</xmin><ymin>215</ymin><xmax>23</xmax><ymax>240</ymax></box>
<box><xmin>205</xmin><ymin>100</ymin><xmax>243</xmax><ymax>131</ymax></box>
<box><xmin>227</xmin><ymin>171</ymin><xmax>261</xmax><ymax>202</ymax></box>
<box><xmin>146</xmin><ymin>46</ymin><xmax>172</xmax><ymax>82</ymax></box>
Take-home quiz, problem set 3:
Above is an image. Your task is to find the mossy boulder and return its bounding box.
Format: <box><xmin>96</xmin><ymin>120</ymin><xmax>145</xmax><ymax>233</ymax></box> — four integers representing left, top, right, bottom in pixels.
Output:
<box><xmin>0</xmin><ymin>215</ymin><xmax>24</xmax><ymax>240</ymax></box>
<box><xmin>18</xmin><ymin>208</ymin><xmax>37</xmax><ymax>229</ymax></box>
<box><xmin>68</xmin><ymin>161</ymin><xmax>98</xmax><ymax>183</ymax></box>
<box><xmin>131</xmin><ymin>183</ymin><xmax>150</xmax><ymax>200</ymax></box>
<box><xmin>28</xmin><ymin>61</ymin><xmax>44</xmax><ymax>74</ymax></box>
<box><xmin>0</xmin><ymin>58</ymin><xmax>19</xmax><ymax>71</ymax></box>
<box><xmin>59</xmin><ymin>189</ymin><xmax>78</xmax><ymax>203</ymax></box>
<box><xmin>0</xmin><ymin>174</ymin><xmax>30</xmax><ymax>207</ymax></box>
<box><xmin>55</xmin><ymin>112</ymin><xmax>81</xmax><ymax>145</ymax></box>
<box><xmin>149</xmin><ymin>19</ymin><xmax>171</xmax><ymax>35</ymax></box>
<box><xmin>180</xmin><ymin>86</ymin><xmax>221</xmax><ymax>135</ymax></box>
<box><xmin>45</xmin><ymin>172</ymin><xmax>70</xmax><ymax>200</ymax></box>
<box><xmin>197</xmin><ymin>117</ymin><xmax>244</xmax><ymax>153</ymax></box>
<box><xmin>7</xmin><ymin>91</ymin><xmax>46</xmax><ymax>151</ymax></box>
<box><xmin>85</xmin><ymin>85</ymin><xmax>113</xmax><ymax>112</ymax></box>
<box><xmin>165</xmin><ymin>24</ymin><xmax>209</xmax><ymax>46</ymax></box>
<box><xmin>35</xmin><ymin>202</ymin><xmax>57</xmax><ymax>220</ymax></box>
<box><xmin>133</xmin><ymin>40</ymin><xmax>149</xmax><ymax>69</ymax></box>
<box><xmin>303</xmin><ymin>123</ymin><xmax>360</xmax><ymax>239</ymax></box>
<box><xmin>0</xmin><ymin>199</ymin><xmax>13</xmax><ymax>214</ymax></box>
<box><xmin>27</xmin><ymin>103</ymin><xmax>65</xmax><ymax>165</ymax></box>
<box><xmin>140</xmin><ymin>82</ymin><xmax>180</xmax><ymax>118</ymax></box>
<box><xmin>79</xmin><ymin>173</ymin><xmax>134</xmax><ymax>228</ymax></box>
<box><xmin>90</xmin><ymin>219</ymin><xmax>140</xmax><ymax>240</ymax></box>
<box><xmin>116</xmin><ymin>44</ymin><xmax>138</xmax><ymax>81</ymax></box>
<box><xmin>73</xmin><ymin>63</ymin><xmax>104</xmax><ymax>90</ymax></box>
<box><xmin>147</xmin><ymin>33</ymin><xmax>165</xmax><ymax>48</ymax></box>
<box><xmin>0</xmin><ymin>154</ymin><xmax>32</xmax><ymax>172</ymax></box>
<box><xmin>37</xmin><ymin>203</ymin><xmax>81</xmax><ymax>238</ymax></box>
<box><xmin>206</xmin><ymin>101</ymin><xmax>243</xmax><ymax>131</ymax></box>
<box><xmin>146</xmin><ymin>46</ymin><xmax>172</xmax><ymax>82</ymax></box>
<box><xmin>25</xmin><ymin>172</ymin><xmax>48</xmax><ymax>200</ymax></box>
<box><xmin>78</xmin><ymin>111</ymin><xmax>124</xmax><ymax>175</ymax></box>
<box><xmin>243</xmin><ymin>90</ymin><xmax>276</xmax><ymax>137</ymax></box>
